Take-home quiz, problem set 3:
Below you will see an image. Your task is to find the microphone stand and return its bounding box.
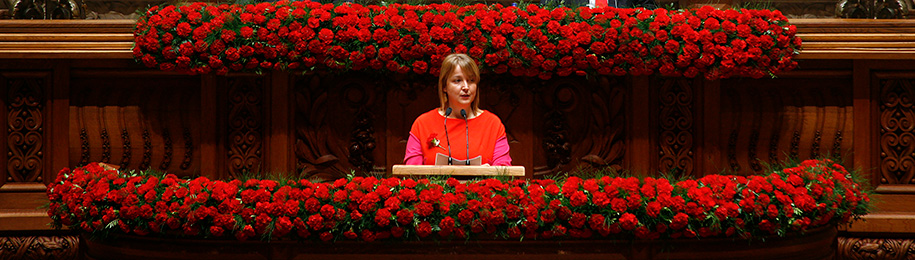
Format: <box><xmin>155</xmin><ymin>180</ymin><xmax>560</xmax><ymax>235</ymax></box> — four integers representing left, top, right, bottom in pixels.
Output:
<box><xmin>443</xmin><ymin>107</ymin><xmax>453</xmax><ymax>165</ymax></box>
<box><xmin>461</xmin><ymin>109</ymin><xmax>470</xmax><ymax>165</ymax></box>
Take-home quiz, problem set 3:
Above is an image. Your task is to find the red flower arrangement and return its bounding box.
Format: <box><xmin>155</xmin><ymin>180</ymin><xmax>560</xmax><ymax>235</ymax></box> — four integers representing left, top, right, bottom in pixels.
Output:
<box><xmin>133</xmin><ymin>2</ymin><xmax>801</xmax><ymax>80</ymax></box>
<box><xmin>48</xmin><ymin>159</ymin><xmax>868</xmax><ymax>241</ymax></box>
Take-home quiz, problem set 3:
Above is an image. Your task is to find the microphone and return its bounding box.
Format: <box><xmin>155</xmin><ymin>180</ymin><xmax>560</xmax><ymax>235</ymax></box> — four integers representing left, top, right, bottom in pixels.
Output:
<box><xmin>443</xmin><ymin>108</ymin><xmax>453</xmax><ymax>165</ymax></box>
<box><xmin>460</xmin><ymin>109</ymin><xmax>470</xmax><ymax>165</ymax></box>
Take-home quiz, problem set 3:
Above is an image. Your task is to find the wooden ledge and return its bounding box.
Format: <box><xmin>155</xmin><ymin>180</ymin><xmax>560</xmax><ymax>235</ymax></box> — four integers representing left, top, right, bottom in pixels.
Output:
<box><xmin>792</xmin><ymin>18</ymin><xmax>915</xmax><ymax>60</ymax></box>
<box><xmin>841</xmin><ymin>212</ymin><xmax>915</xmax><ymax>234</ymax></box>
<box><xmin>0</xmin><ymin>183</ymin><xmax>47</xmax><ymax>192</ymax></box>
<box><xmin>0</xmin><ymin>20</ymin><xmax>135</xmax><ymax>59</ymax></box>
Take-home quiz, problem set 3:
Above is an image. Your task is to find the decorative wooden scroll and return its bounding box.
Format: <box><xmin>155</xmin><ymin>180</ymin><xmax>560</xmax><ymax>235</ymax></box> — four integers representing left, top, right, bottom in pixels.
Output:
<box><xmin>10</xmin><ymin>0</ymin><xmax>84</xmax><ymax>19</ymax></box>
<box><xmin>879</xmin><ymin>77</ymin><xmax>915</xmax><ymax>185</ymax></box>
<box><xmin>0</xmin><ymin>235</ymin><xmax>78</xmax><ymax>259</ymax></box>
<box><xmin>225</xmin><ymin>76</ymin><xmax>264</xmax><ymax>178</ymax></box>
<box><xmin>2</xmin><ymin>72</ymin><xmax>48</xmax><ymax>185</ymax></box>
<box><xmin>657</xmin><ymin>78</ymin><xmax>695</xmax><ymax>177</ymax></box>
<box><xmin>294</xmin><ymin>72</ymin><xmax>386</xmax><ymax>180</ymax></box>
<box><xmin>534</xmin><ymin>76</ymin><xmax>628</xmax><ymax>176</ymax></box>
<box><xmin>837</xmin><ymin>0</ymin><xmax>909</xmax><ymax>18</ymax></box>
<box><xmin>838</xmin><ymin>236</ymin><xmax>915</xmax><ymax>260</ymax></box>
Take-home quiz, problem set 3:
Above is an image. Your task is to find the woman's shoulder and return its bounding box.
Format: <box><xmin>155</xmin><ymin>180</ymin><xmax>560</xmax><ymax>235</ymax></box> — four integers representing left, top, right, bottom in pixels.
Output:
<box><xmin>477</xmin><ymin>110</ymin><xmax>502</xmax><ymax>121</ymax></box>
<box><xmin>417</xmin><ymin>109</ymin><xmax>443</xmax><ymax>120</ymax></box>
<box><xmin>411</xmin><ymin>109</ymin><xmax>443</xmax><ymax>128</ymax></box>
<box><xmin>476</xmin><ymin>110</ymin><xmax>506</xmax><ymax>127</ymax></box>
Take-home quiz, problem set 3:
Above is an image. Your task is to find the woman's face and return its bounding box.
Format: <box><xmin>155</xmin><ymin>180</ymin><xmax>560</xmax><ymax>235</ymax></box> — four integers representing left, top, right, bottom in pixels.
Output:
<box><xmin>443</xmin><ymin>65</ymin><xmax>477</xmax><ymax>113</ymax></box>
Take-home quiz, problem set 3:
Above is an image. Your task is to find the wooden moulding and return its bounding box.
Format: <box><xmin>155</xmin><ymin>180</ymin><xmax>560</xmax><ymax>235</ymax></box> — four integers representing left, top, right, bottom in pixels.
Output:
<box><xmin>392</xmin><ymin>165</ymin><xmax>525</xmax><ymax>177</ymax></box>
<box><xmin>0</xmin><ymin>20</ymin><xmax>135</xmax><ymax>59</ymax></box>
<box><xmin>841</xmin><ymin>213</ymin><xmax>915</xmax><ymax>234</ymax></box>
<box><xmin>82</xmin><ymin>225</ymin><xmax>837</xmax><ymax>260</ymax></box>
<box><xmin>792</xmin><ymin>18</ymin><xmax>915</xmax><ymax>60</ymax></box>
<box><xmin>0</xmin><ymin>183</ymin><xmax>54</xmax><ymax>231</ymax></box>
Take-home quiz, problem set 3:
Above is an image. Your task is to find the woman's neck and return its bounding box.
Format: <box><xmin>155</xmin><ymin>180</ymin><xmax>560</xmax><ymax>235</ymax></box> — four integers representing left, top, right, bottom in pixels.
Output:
<box><xmin>441</xmin><ymin>107</ymin><xmax>479</xmax><ymax>119</ymax></box>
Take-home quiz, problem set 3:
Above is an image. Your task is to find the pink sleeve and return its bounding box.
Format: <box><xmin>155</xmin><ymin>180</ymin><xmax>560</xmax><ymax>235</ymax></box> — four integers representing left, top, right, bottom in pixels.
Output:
<box><xmin>404</xmin><ymin>133</ymin><xmax>424</xmax><ymax>165</ymax></box>
<box><xmin>491</xmin><ymin>136</ymin><xmax>512</xmax><ymax>166</ymax></box>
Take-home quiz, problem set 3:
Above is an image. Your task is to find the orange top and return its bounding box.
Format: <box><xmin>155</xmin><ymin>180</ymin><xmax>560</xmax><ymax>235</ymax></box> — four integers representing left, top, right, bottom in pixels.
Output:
<box><xmin>409</xmin><ymin>109</ymin><xmax>506</xmax><ymax>165</ymax></box>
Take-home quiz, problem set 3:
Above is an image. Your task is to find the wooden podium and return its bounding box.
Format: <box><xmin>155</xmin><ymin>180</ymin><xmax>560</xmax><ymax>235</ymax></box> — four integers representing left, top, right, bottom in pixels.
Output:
<box><xmin>392</xmin><ymin>165</ymin><xmax>525</xmax><ymax>178</ymax></box>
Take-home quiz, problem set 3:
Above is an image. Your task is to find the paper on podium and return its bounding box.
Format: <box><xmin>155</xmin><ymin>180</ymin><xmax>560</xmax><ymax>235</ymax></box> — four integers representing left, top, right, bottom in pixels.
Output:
<box><xmin>392</xmin><ymin>164</ymin><xmax>525</xmax><ymax>177</ymax></box>
<box><xmin>434</xmin><ymin>153</ymin><xmax>482</xmax><ymax>166</ymax></box>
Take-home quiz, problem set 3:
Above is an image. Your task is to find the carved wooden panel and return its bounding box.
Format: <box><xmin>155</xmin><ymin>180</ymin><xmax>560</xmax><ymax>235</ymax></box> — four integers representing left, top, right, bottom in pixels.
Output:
<box><xmin>69</xmin><ymin>73</ymin><xmax>201</xmax><ymax>177</ymax></box>
<box><xmin>2</xmin><ymin>72</ymin><xmax>49</xmax><ymax>185</ymax></box>
<box><xmin>225</xmin><ymin>76</ymin><xmax>264</xmax><ymax>178</ymax></box>
<box><xmin>10</xmin><ymin>0</ymin><xmax>84</xmax><ymax>19</ymax></box>
<box><xmin>656</xmin><ymin>78</ymin><xmax>694</xmax><ymax>177</ymax></box>
<box><xmin>295</xmin><ymin>72</ymin><xmax>385</xmax><ymax>180</ymax></box>
<box><xmin>879</xmin><ymin>78</ymin><xmax>915</xmax><ymax>185</ymax></box>
<box><xmin>719</xmin><ymin>77</ymin><xmax>853</xmax><ymax>175</ymax></box>
<box><xmin>534</xmin><ymin>76</ymin><xmax>627</xmax><ymax>176</ymax></box>
<box><xmin>0</xmin><ymin>235</ymin><xmax>78</xmax><ymax>259</ymax></box>
<box><xmin>838</xmin><ymin>236</ymin><xmax>915</xmax><ymax>260</ymax></box>
<box><xmin>837</xmin><ymin>0</ymin><xmax>909</xmax><ymax>18</ymax></box>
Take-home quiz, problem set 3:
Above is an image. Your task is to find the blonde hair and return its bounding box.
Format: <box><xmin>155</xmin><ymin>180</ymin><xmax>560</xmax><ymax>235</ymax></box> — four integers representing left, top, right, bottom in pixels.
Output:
<box><xmin>438</xmin><ymin>53</ymin><xmax>481</xmax><ymax>115</ymax></box>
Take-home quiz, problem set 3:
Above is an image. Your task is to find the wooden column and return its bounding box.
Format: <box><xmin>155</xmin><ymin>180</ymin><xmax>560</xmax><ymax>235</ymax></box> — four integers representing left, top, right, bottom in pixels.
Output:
<box><xmin>852</xmin><ymin>60</ymin><xmax>876</xmax><ymax>188</ymax></box>
<box><xmin>200</xmin><ymin>74</ymin><xmax>220</xmax><ymax>179</ymax></box>
<box><xmin>49</xmin><ymin>61</ymin><xmax>70</xmax><ymax>183</ymax></box>
<box><xmin>629</xmin><ymin>76</ymin><xmax>651</xmax><ymax>176</ymax></box>
<box><xmin>266</xmin><ymin>71</ymin><xmax>293</xmax><ymax>174</ymax></box>
<box><xmin>697</xmin><ymin>79</ymin><xmax>721</xmax><ymax>177</ymax></box>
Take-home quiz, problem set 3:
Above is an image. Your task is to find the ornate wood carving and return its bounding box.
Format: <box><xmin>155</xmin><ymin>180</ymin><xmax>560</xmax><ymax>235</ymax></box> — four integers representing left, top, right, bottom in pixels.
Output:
<box><xmin>119</xmin><ymin>123</ymin><xmax>130</xmax><ymax>167</ymax></box>
<box><xmin>6</xmin><ymin>75</ymin><xmax>45</xmax><ymax>183</ymax></box>
<box><xmin>226</xmin><ymin>77</ymin><xmax>264</xmax><ymax>178</ymax></box>
<box><xmin>719</xmin><ymin>78</ymin><xmax>853</xmax><ymax>175</ymax></box>
<box><xmin>535</xmin><ymin>76</ymin><xmax>626</xmax><ymax>176</ymax></box>
<box><xmin>837</xmin><ymin>0</ymin><xmax>909</xmax><ymax>18</ymax></box>
<box><xmin>78</xmin><ymin>126</ymin><xmax>89</xmax><ymax>166</ymax></box>
<box><xmin>295</xmin><ymin>73</ymin><xmax>385</xmax><ymax>179</ymax></box>
<box><xmin>542</xmin><ymin>109</ymin><xmax>572</xmax><ymax>172</ymax></box>
<box><xmin>658</xmin><ymin>78</ymin><xmax>694</xmax><ymax>177</ymax></box>
<box><xmin>139</xmin><ymin>128</ymin><xmax>151</xmax><ymax>170</ymax></box>
<box><xmin>11</xmin><ymin>0</ymin><xmax>84</xmax><ymax>19</ymax></box>
<box><xmin>181</xmin><ymin>127</ymin><xmax>193</xmax><ymax>170</ymax></box>
<box><xmin>99</xmin><ymin>114</ymin><xmax>110</xmax><ymax>163</ymax></box>
<box><xmin>838</xmin><ymin>236</ymin><xmax>915</xmax><ymax>260</ymax></box>
<box><xmin>348</xmin><ymin>109</ymin><xmax>378</xmax><ymax>174</ymax></box>
<box><xmin>159</xmin><ymin>128</ymin><xmax>172</xmax><ymax>171</ymax></box>
<box><xmin>0</xmin><ymin>235</ymin><xmax>78</xmax><ymax>259</ymax></box>
<box><xmin>879</xmin><ymin>78</ymin><xmax>915</xmax><ymax>185</ymax></box>
<box><xmin>83</xmin><ymin>0</ymin><xmax>162</xmax><ymax>19</ymax></box>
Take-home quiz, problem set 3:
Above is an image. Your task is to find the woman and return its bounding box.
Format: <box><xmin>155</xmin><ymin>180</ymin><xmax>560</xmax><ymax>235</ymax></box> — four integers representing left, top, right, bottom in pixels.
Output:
<box><xmin>403</xmin><ymin>53</ymin><xmax>512</xmax><ymax>166</ymax></box>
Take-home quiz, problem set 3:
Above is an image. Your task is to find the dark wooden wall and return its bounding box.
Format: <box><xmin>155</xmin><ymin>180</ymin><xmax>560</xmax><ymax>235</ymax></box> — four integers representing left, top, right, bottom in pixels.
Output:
<box><xmin>1</xmin><ymin>19</ymin><xmax>915</xmax><ymax>259</ymax></box>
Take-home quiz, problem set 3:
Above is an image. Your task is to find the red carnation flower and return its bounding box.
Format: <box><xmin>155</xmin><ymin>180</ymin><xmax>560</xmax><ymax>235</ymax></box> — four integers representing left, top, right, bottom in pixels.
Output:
<box><xmin>619</xmin><ymin>213</ymin><xmax>638</xmax><ymax>231</ymax></box>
